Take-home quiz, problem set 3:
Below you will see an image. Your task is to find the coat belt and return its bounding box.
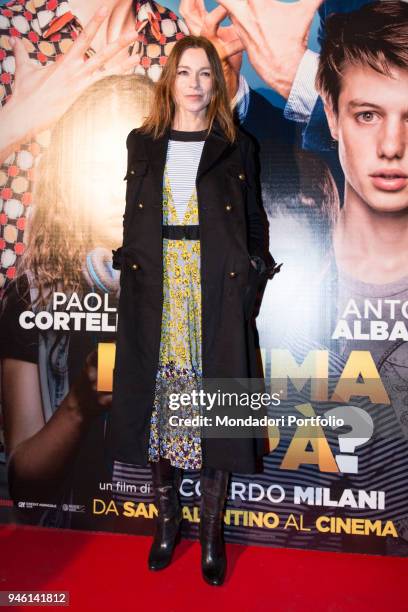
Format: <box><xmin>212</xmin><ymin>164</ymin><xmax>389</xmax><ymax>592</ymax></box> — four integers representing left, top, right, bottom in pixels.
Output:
<box><xmin>162</xmin><ymin>225</ymin><xmax>200</xmax><ymax>240</ymax></box>
<box><xmin>111</xmin><ymin>226</ymin><xmax>200</xmax><ymax>270</ymax></box>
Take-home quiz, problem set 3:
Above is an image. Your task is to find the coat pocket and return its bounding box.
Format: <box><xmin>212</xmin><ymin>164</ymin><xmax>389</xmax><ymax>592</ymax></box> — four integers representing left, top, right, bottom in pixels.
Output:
<box><xmin>123</xmin><ymin>160</ymin><xmax>149</xmax><ymax>226</ymax></box>
<box><xmin>123</xmin><ymin>159</ymin><xmax>148</xmax><ymax>180</ymax></box>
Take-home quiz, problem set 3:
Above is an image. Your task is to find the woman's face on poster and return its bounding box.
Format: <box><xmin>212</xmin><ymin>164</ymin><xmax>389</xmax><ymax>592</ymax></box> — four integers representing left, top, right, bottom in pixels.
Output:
<box><xmin>79</xmin><ymin>122</ymin><xmax>129</xmax><ymax>248</ymax></box>
<box><xmin>53</xmin><ymin>79</ymin><xmax>153</xmax><ymax>249</ymax></box>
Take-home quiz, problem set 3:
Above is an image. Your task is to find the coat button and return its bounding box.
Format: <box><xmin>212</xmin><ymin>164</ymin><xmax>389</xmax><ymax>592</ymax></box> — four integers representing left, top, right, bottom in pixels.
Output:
<box><xmin>131</xmin><ymin>263</ymin><xmax>139</xmax><ymax>270</ymax></box>
<box><xmin>225</xmin><ymin>204</ymin><xmax>232</xmax><ymax>212</ymax></box>
<box><xmin>138</xmin><ymin>202</ymin><xmax>144</xmax><ymax>209</ymax></box>
<box><xmin>229</xmin><ymin>271</ymin><xmax>237</xmax><ymax>278</ymax></box>
<box><xmin>238</xmin><ymin>173</ymin><xmax>246</xmax><ymax>181</ymax></box>
<box><xmin>130</xmin><ymin>169</ymin><xmax>135</xmax><ymax>175</ymax></box>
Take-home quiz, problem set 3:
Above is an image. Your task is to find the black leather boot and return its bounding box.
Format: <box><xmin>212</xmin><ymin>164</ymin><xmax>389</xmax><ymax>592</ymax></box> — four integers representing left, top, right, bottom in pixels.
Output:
<box><xmin>148</xmin><ymin>458</ymin><xmax>182</xmax><ymax>571</ymax></box>
<box><xmin>199</xmin><ymin>467</ymin><xmax>230</xmax><ymax>586</ymax></box>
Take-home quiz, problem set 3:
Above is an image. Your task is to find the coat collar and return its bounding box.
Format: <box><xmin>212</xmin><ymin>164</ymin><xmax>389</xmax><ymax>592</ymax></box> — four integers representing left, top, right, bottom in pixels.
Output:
<box><xmin>144</xmin><ymin>120</ymin><xmax>237</xmax><ymax>188</ymax></box>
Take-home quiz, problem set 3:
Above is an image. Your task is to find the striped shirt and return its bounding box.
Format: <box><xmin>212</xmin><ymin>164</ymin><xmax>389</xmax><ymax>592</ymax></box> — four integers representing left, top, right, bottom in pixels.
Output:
<box><xmin>165</xmin><ymin>129</ymin><xmax>207</xmax><ymax>224</ymax></box>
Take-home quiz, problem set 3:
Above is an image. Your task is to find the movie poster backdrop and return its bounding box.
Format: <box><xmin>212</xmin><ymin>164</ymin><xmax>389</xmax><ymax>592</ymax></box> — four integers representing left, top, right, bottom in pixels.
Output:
<box><xmin>0</xmin><ymin>0</ymin><xmax>407</xmax><ymax>557</ymax></box>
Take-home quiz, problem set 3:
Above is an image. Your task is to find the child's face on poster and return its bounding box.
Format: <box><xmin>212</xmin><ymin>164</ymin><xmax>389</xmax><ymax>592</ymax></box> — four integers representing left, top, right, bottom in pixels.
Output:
<box><xmin>325</xmin><ymin>63</ymin><xmax>408</xmax><ymax>215</ymax></box>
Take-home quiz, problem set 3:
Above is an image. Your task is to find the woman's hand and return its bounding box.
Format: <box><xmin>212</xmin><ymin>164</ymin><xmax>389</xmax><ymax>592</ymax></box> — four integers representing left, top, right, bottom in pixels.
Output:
<box><xmin>67</xmin><ymin>349</ymin><xmax>112</xmax><ymax>422</ymax></box>
<box><xmin>2</xmin><ymin>350</ymin><xmax>111</xmax><ymax>499</ymax></box>
<box><xmin>215</xmin><ymin>0</ymin><xmax>323</xmax><ymax>99</ymax></box>
<box><xmin>0</xmin><ymin>6</ymin><xmax>144</xmax><ymax>163</ymax></box>
<box><xmin>179</xmin><ymin>0</ymin><xmax>244</xmax><ymax>99</ymax></box>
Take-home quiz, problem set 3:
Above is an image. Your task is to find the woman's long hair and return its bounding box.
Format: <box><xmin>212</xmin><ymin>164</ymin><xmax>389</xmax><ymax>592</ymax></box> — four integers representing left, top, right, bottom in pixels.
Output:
<box><xmin>141</xmin><ymin>35</ymin><xmax>236</xmax><ymax>142</ymax></box>
<box><xmin>16</xmin><ymin>75</ymin><xmax>154</xmax><ymax>311</ymax></box>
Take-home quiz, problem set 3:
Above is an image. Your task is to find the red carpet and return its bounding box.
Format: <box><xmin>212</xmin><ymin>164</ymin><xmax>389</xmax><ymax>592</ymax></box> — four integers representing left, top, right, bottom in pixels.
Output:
<box><xmin>1</xmin><ymin>524</ymin><xmax>406</xmax><ymax>611</ymax></box>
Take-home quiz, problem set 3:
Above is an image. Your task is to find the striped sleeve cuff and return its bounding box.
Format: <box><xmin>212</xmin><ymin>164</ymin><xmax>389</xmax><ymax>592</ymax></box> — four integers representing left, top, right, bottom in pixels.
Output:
<box><xmin>284</xmin><ymin>49</ymin><xmax>320</xmax><ymax>124</ymax></box>
<box><xmin>232</xmin><ymin>74</ymin><xmax>250</xmax><ymax>123</ymax></box>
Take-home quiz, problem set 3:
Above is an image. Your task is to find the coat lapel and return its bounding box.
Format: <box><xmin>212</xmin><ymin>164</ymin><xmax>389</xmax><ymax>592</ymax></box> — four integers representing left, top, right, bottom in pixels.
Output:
<box><xmin>197</xmin><ymin>120</ymin><xmax>236</xmax><ymax>182</ymax></box>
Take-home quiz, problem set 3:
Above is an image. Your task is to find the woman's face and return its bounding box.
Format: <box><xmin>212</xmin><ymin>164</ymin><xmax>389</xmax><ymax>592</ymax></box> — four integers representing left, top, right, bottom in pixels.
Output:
<box><xmin>49</xmin><ymin>79</ymin><xmax>154</xmax><ymax>251</ymax></box>
<box><xmin>82</xmin><ymin>122</ymin><xmax>129</xmax><ymax>248</ymax></box>
<box><xmin>172</xmin><ymin>47</ymin><xmax>213</xmax><ymax>118</ymax></box>
<box><xmin>62</xmin><ymin>116</ymin><xmax>132</xmax><ymax>250</ymax></box>
<box><xmin>59</xmin><ymin>91</ymin><xmax>150</xmax><ymax>249</ymax></box>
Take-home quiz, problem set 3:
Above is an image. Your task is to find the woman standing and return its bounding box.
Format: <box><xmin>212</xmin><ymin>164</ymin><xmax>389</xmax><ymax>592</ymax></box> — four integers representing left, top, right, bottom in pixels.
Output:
<box><xmin>109</xmin><ymin>35</ymin><xmax>277</xmax><ymax>586</ymax></box>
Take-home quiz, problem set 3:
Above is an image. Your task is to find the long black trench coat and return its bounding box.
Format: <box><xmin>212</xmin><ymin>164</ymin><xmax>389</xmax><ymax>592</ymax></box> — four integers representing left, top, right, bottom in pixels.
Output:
<box><xmin>106</xmin><ymin>121</ymin><xmax>275</xmax><ymax>474</ymax></box>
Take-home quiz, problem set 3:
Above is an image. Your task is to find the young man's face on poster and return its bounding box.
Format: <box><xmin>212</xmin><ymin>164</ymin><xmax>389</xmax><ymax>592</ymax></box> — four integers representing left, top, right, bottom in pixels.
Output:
<box><xmin>326</xmin><ymin>63</ymin><xmax>408</xmax><ymax>214</ymax></box>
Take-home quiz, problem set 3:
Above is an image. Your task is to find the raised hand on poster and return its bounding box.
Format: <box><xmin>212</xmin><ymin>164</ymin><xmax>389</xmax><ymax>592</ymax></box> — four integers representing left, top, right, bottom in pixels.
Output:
<box><xmin>70</xmin><ymin>349</ymin><xmax>112</xmax><ymax>420</ymax></box>
<box><xmin>179</xmin><ymin>0</ymin><xmax>244</xmax><ymax>98</ymax></box>
<box><xmin>0</xmin><ymin>6</ymin><xmax>143</xmax><ymax>164</ymax></box>
<box><xmin>216</xmin><ymin>0</ymin><xmax>323</xmax><ymax>99</ymax></box>
<box><xmin>3</xmin><ymin>346</ymin><xmax>111</xmax><ymax>500</ymax></box>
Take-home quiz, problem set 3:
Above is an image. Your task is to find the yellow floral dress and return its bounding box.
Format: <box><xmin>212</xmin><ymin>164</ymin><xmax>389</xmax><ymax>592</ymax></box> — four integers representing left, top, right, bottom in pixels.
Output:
<box><xmin>148</xmin><ymin>168</ymin><xmax>203</xmax><ymax>469</ymax></box>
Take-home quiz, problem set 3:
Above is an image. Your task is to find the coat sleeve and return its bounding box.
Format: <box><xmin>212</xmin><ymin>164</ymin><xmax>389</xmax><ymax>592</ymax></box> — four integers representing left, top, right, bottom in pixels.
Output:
<box><xmin>242</xmin><ymin>136</ymin><xmax>281</xmax><ymax>279</ymax></box>
<box><xmin>112</xmin><ymin>129</ymin><xmax>138</xmax><ymax>270</ymax></box>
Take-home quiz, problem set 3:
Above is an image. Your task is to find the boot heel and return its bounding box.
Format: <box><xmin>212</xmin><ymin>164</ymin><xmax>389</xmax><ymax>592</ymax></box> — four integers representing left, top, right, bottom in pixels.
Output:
<box><xmin>148</xmin><ymin>459</ymin><xmax>182</xmax><ymax>571</ymax></box>
<box><xmin>148</xmin><ymin>516</ymin><xmax>182</xmax><ymax>570</ymax></box>
<box><xmin>199</xmin><ymin>468</ymin><xmax>229</xmax><ymax>586</ymax></box>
